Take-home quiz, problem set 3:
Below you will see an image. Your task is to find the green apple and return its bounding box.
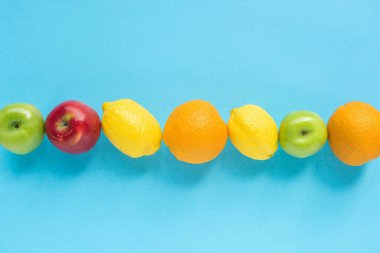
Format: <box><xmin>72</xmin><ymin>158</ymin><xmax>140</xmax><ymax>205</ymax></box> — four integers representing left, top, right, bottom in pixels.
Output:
<box><xmin>279</xmin><ymin>110</ymin><xmax>327</xmax><ymax>158</ymax></box>
<box><xmin>0</xmin><ymin>103</ymin><xmax>45</xmax><ymax>155</ymax></box>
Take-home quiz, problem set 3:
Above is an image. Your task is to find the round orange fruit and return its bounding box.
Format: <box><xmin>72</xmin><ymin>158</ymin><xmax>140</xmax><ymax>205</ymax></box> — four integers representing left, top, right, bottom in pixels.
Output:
<box><xmin>163</xmin><ymin>100</ymin><xmax>228</xmax><ymax>164</ymax></box>
<box><xmin>328</xmin><ymin>101</ymin><xmax>380</xmax><ymax>166</ymax></box>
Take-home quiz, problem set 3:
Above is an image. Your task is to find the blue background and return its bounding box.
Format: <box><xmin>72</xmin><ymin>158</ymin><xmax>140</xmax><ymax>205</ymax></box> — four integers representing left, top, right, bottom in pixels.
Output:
<box><xmin>1</xmin><ymin>1</ymin><xmax>380</xmax><ymax>252</ymax></box>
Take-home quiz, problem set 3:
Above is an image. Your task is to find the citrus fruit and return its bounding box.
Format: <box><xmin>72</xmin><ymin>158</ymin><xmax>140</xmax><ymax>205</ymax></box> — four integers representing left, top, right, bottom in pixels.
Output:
<box><xmin>328</xmin><ymin>101</ymin><xmax>380</xmax><ymax>166</ymax></box>
<box><xmin>228</xmin><ymin>104</ymin><xmax>278</xmax><ymax>160</ymax></box>
<box><xmin>163</xmin><ymin>100</ymin><xmax>228</xmax><ymax>164</ymax></box>
<box><xmin>102</xmin><ymin>99</ymin><xmax>162</xmax><ymax>158</ymax></box>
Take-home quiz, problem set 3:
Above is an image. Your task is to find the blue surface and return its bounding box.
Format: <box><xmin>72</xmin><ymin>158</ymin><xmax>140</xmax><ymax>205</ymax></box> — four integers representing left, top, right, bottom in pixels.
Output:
<box><xmin>1</xmin><ymin>1</ymin><xmax>380</xmax><ymax>252</ymax></box>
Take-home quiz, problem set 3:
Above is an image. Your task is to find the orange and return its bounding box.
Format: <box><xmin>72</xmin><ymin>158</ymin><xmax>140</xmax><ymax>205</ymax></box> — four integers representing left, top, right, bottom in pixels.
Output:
<box><xmin>163</xmin><ymin>100</ymin><xmax>228</xmax><ymax>164</ymax></box>
<box><xmin>328</xmin><ymin>101</ymin><xmax>380</xmax><ymax>166</ymax></box>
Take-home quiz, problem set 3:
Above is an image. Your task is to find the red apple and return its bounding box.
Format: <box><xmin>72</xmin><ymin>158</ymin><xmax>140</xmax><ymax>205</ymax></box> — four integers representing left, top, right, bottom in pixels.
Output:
<box><xmin>45</xmin><ymin>100</ymin><xmax>101</xmax><ymax>154</ymax></box>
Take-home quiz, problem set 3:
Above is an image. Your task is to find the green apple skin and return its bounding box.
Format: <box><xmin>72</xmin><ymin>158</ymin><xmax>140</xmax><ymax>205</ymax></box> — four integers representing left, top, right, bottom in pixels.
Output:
<box><xmin>0</xmin><ymin>103</ymin><xmax>45</xmax><ymax>155</ymax></box>
<box><xmin>279</xmin><ymin>111</ymin><xmax>327</xmax><ymax>158</ymax></box>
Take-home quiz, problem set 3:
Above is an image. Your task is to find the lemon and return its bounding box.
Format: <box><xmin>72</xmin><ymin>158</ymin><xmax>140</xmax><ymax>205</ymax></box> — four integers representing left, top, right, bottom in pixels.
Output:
<box><xmin>102</xmin><ymin>99</ymin><xmax>162</xmax><ymax>158</ymax></box>
<box><xmin>228</xmin><ymin>104</ymin><xmax>278</xmax><ymax>160</ymax></box>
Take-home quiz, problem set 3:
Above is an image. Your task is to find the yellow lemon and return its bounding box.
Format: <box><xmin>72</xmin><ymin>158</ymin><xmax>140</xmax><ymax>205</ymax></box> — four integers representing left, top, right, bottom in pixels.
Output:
<box><xmin>228</xmin><ymin>104</ymin><xmax>278</xmax><ymax>160</ymax></box>
<box><xmin>102</xmin><ymin>99</ymin><xmax>162</xmax><ymax>158</ymax></box>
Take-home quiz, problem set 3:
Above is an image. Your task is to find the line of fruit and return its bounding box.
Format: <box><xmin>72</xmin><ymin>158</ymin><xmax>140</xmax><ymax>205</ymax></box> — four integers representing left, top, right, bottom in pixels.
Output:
<box><xmin>1</xmin><ymin>99</ymin><xmax>380</xmax><ymax>167</ymax></box>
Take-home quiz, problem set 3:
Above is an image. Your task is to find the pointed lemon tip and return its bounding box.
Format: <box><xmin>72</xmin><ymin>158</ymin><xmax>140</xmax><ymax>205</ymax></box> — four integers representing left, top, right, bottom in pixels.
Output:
<box><xmin>102</xmin><ymin>102</ymin><xmax>111</xmax><ymax>112</ymax></box>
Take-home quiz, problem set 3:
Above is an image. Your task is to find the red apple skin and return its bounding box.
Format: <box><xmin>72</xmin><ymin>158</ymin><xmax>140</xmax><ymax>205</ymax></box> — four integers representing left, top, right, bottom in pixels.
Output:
<box><xmin>45</xmin><ymin>100</ymin><xmax>101</xmax><ymax>154</ymax></box>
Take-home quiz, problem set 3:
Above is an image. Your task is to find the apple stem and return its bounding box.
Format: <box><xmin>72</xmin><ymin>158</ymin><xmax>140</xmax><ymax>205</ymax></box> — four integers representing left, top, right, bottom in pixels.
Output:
<box><xmin>62</xmin><ymin>119</ymin><xmax>68</xmax><ymax>127</ymax></box>
<box><xmin>301</xmin><ymin>130</ymin><xmax>309</xmax><ymax>136</ymax></box>
<box><xmin>12</xmin><ymin>121</ymin><xmax>21</xmax><ymax>129</ymax></box>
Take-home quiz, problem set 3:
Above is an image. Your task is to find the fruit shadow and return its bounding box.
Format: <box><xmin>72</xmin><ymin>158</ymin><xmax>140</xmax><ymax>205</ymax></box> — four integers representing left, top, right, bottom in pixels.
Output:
<box><xmin>152</xmin><ymin>145</ymin><xmax>213</xmax><ymax>187</ymax></box>
<box><xmin>5</xmin><ymin>138</ymin><xmax>91</xmax><ymax>179</ymax></box>
<box><xmin>219</xmin><ymin>141</ymin><xmax>309</xmax><ymax>181</ymax></box>
<box><xmin>94</xmin><ymin>134</ymin><xmax>153</xmax><ymax>178</ymax></box>
<box><xmin>96</xmin><ymin>134</ymin><xmax>211</xmax><ymax>186</ymax></box>
<box><xmin>312</xmin><ymin>144</ymin><xmax>365</xmax><ymax>190</ymax></box>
